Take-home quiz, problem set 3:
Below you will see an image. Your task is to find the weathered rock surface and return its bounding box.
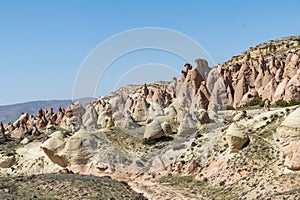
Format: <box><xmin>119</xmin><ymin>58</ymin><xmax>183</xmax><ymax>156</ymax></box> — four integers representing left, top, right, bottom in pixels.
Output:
<box><xmin>226</xmin><ymin>123</ymin><xmax>249</xmax><ymax>153</ymax></box>
<box><xmin>144</xmin><ymin>120</ymin><xmax>165</xmax><ymax>140</ymax></box>
<box><xmin>284</xmin><ymin>140</ymin><xmax>300</xmax><ymax>171</ymax></box>
<box><xmin>0</xmin><ymin>154</ymin><xmax>15</xmax><ymax>168</ymax></box>
<box><xmin>276</xmin><ymin>106</ymin><xmax>300</xmax><ymax>171</ymax></box>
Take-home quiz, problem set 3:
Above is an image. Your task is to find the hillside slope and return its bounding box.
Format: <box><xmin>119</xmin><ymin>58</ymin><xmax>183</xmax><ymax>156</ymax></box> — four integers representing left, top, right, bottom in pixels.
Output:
<box><xmin>0</xmin><ymin>36</ymin><xmax>299</xmax><ymax>199</ymax></box>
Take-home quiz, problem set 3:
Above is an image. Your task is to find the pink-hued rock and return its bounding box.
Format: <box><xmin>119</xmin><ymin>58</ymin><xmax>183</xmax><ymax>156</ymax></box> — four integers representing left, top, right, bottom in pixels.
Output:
<box><xmin>186</xmin><ymin>160</ymin><xmax>198</xmax><ymax>174</ymax></box>
<box><xmin>283</xmin><ymin>69</ymin><xmax>300</xmax><ymax>101</ymax></box>
<box><xmin>201</xmin><ymin>159</ymin><xmax>226</xmax><ymax>178</ymax></box>
<box><xmin>273</xmin><ymin>78</ymin><xmax>289</xmax><ymax>103</ymax></box>
<box><xmin>283</xmin><ymin>53</ymin><xmax>299</xmax><ymax>78</ymax></box>
<box><xmin>284</xmin><ymin>141</ymin><xmax>300</xmax><ymax>171</ymax></box>
<box><xmin>68</xmin><ymin>164</ymin><xmax>116</xmax><ymax>176</ymax></box>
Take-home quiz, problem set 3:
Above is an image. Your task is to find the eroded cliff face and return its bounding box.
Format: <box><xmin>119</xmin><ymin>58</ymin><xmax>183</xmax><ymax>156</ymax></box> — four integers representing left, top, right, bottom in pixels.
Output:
<box><xmin>216</xmin><ymin>36</ymin><xmax>300</xmax><ymax>107</ymax></box>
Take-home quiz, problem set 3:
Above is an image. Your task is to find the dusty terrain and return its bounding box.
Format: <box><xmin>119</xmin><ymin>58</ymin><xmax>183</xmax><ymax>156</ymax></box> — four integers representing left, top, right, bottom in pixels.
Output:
<box><xmin>0</xmin><ymin>174</ymin><xmax>146</xmax><ymax>200</ymax></box>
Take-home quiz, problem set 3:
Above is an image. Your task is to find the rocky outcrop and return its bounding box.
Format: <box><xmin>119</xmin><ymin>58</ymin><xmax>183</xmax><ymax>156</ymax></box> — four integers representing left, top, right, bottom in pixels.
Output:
<box><xmin>60</xmin><ymin>102</ymin><xmax>85</xmax><ymax>132</ymax></box>
<box><xmin>0</xmin><ymin>122</ymin><xmax>7</xmax><ymax>143</ymax></box>
<box><xmin>82</xmin><ymin>103</ymin><xmax>98</xmax><ymax>130</ymax></box>
<box><xmin>132</xmin><ymin>97</ymin><xmax>149</xmax><ymax>123</ymax></box>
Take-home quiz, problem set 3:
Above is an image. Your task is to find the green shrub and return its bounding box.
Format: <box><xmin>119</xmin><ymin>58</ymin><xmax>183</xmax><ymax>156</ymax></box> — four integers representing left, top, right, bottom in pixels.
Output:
<box><xmin>225</xmin><ymin>105</ymin><xmax>235</xmax><ymax>110</ymax></box>
<box><xmin>248</xmin><ymin>97</ymin><xmax>264</xmax><ymax>107</ymax></box>
<box><xmin>288</xmin><ymin>99</ymin><xmax>300</xmax><ymax>106</ymax></box>
<box><xmin>259</xmin><ymin>99</ymin><xmax>266</xmax><ymax>107</ymax></box>
<box><xmin>275</xmin><ymin>99</ymin><xmax>288</xmax><ymax>107</ymax></box>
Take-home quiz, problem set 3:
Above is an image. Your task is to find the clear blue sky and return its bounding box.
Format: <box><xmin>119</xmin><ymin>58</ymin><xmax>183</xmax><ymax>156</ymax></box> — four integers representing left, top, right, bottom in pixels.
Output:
<box><xmin>1</xmin><ymin>0</ymin><xmax>300</xmax><ymax>105</ymax></box>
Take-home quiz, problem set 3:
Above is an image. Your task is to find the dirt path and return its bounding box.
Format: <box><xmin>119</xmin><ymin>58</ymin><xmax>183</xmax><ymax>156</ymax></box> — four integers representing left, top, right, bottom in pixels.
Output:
<box><xmin>128</xmin><ymin>179</ymin><xmax>194</xmax><ymax>200</ymax></box>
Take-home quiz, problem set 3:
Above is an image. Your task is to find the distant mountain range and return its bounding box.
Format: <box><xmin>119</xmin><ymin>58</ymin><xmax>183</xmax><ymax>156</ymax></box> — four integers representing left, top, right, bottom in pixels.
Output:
<box><xmin>0</xmin><ymin>98</ymin><xmax>94</xmax><ymax>123</ymax></box>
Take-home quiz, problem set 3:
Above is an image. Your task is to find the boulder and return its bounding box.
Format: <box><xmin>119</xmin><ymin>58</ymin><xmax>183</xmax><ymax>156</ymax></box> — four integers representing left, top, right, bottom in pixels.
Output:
<box><xmin>144</xmin><ymin>120</ymin><xmax>165</xmax><ymax>140</ymax></box>
<box><xmin>41</xmin><ymin>131</ymin><xmax>68</xmax><ymax>167</ymax></box>
<box><xmin>177</xmin><ymin>114</ymin><xmax>197</xmax><ymax>137</ymax></box>
<box><xmin>284</xmin><ymin>141</ymin><xmax>300</xmax><ymax>171</ymax></box>
<box><xmin>0</xmin><ymin>154</ymin><xmax>15</xmax><ymax>168</ymax></box>
<box><xmin>279</xmin><ymin>106</ymin><xmax>300</xmax><ymax>134</ymax></box>
<box><xmin>226</xmin><ymin>123</ymin><xmax>249</xmax><ymax>153</ymax></box>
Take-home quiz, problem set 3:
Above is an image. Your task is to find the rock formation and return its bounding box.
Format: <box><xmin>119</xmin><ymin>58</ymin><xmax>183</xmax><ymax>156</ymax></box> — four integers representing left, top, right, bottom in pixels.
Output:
<box><xmin>144</xmin><ymin>119</ymin><xmax>165</xmax><ymax>140</ymax></box>
<box><xmin>0</xmin><ymin>36</ymin><xmax>300</xmax><ymax>199</ymax></box>
<box><xmin>276</xmin><ymin>106</ymin><xmax>300</xmax><ymax>171</ymax></box>
<box><xmin>226</xmin><ymin>123</ymin><xmax>249</xmax><ymax>153</ymax></box>
<box><xmin>215</xmin><ymin>36</ymin><xmax>300</xmax><ymax>107</ymax></box>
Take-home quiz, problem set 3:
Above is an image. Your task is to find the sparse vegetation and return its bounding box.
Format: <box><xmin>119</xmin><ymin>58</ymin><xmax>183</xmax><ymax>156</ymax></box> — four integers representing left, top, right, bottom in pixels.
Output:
<box><xmin>157</xmin><ymin>175</ymin><xmax>242</xmax><ymax>199</ymax></box>
<box><xmin>274</xmin><ymin>99</ymin><xmax>300</xmax><ymax>107</ymax></box>
<box><xmin>0</xmin><ymin>174</ymin><xmax>147</xmax><ymax>200</ymax></box>
<box><xmin>248</xmin><ymin>97</ymin><xmax>265</xmax><ymax>107</ymax></box>
<box><xmin>105</xmin><ymin>127</ymin><xmax>174</xmax><ymax>152</ymax></box>
<box><xmin>225</xmin><ymin>105</ymin><xmax>235</xmax><ymax>110</ymax></box>
<box><xmin>158</xmin><ymin>175</ymin><xmax>204</xmax><ymax>187</ymax></box>
<box><xmin>287</xmin><ymin>98</ymin><xmax>300</xmax><ymax>106</ymax></box>
<box><xmin>275</xmin><ymin>99</ymin><xmax>288</xmax><ymax>107</ymax></box>
<box><xmin>105</xmin><ymin>127</ymin><xmax>143</xmax><ymax>151</ymax></box>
